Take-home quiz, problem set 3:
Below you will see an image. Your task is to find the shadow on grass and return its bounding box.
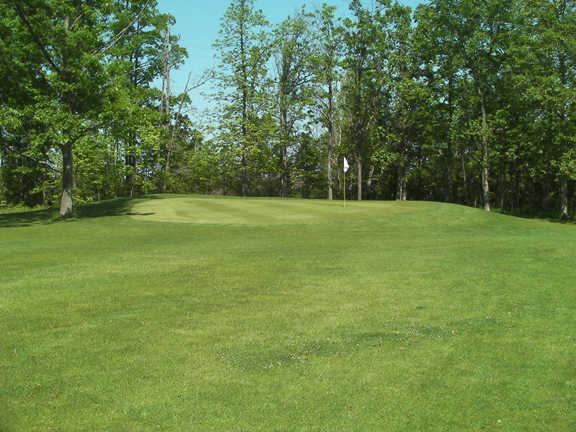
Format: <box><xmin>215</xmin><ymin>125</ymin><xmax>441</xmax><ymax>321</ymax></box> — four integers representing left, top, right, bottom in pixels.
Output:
<box><xmin>0</xmin><ymin>207</ymin><xmax>57</xmax><ymax>228</ymax></box>
<box><xmin>0</xmin><ymin>198</ymin><xmax>154</xmax><ymax>228</ymax></box>
<box><xmin>493</xmin><ymin>208</ymin><xmax>575</xmax><ymax>225</ymax></box>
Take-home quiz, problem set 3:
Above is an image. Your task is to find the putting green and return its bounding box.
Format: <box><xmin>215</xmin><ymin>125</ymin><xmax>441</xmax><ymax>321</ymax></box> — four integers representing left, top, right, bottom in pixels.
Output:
<box><xmin>130</xmin><ymin>195</ymin><xmax>478</xmax><ymax>226</ymax></box>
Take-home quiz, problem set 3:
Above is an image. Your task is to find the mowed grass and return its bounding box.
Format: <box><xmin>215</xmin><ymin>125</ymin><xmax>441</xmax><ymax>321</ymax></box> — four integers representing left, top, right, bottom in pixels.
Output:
<box><xmin>1</xmin><ymin>195</ymin><xmax>575</xmax><ymax>431</ymax></box>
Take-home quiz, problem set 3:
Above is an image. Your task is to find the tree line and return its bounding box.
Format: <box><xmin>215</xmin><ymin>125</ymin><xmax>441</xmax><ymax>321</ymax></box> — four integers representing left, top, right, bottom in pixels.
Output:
<box><xmin>1</xmin><ymin>0</ymin><xmax>575</xmax><ymax>218</ymax></box>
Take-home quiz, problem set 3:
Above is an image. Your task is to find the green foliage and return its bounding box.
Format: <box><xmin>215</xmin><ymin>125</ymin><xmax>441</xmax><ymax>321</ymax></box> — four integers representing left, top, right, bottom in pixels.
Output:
<box><xmin>1</xmin><ymin>0</ymin><xmax>575</xmax><ymax>217</ymax></box>
<box><xmin>213</xmin><ymin>0</ymin><xmax>272</xmax><ymax>196</ymax></box>
<box><xmin>560</xmin><ymin>148</ymin><xmax>576</xmax><ymax>180</ymax></box>
<box><xmin>0</xmin><ymin>0</ymin><xmax>188</xmax><ymax>210</ymax></box>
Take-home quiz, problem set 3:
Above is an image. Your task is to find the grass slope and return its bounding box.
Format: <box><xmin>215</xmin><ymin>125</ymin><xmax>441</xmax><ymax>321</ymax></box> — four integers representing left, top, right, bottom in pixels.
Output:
<box><xmin>1</xmin><ymin>195</ymin><xmax>575</xmax><ymax>431</ymax></box>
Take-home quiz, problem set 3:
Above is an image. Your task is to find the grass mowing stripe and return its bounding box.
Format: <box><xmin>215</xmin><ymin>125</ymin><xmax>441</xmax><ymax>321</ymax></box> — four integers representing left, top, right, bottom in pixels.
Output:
<box><xmin>1</xmin><ymin>195</ymin><xmax>575</xmax><ymax>431</ymax></box>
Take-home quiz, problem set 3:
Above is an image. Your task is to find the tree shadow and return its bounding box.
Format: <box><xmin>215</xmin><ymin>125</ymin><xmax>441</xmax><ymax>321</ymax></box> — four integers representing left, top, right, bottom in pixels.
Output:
<box><xmin>0</xmin><ymin>198</ymin><xmax>154</xmax><ymax>228</ymax></box>
<box><xmin>0</xmin><ymin>207</ymin><xmax>57</xmax><ymax>228</ymax></box>
<box><xmin>75</xmin><ymin>198</ymin><xmax>134</xmax><ymax>218</ymax></box>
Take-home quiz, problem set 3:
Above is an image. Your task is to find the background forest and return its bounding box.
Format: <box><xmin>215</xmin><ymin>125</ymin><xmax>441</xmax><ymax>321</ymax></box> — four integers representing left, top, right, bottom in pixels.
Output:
<box><xmin>1</xmin><ymin>0</ymin><xmax>575</xmax><ymax>218</ymax></box>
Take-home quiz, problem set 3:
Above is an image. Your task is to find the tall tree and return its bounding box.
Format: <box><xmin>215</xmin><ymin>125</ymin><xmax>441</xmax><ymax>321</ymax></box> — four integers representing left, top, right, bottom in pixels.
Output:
<box><xmin>273</xmin><ymin>9</ymin><xmax>314</xmax><ymax>197</ymax></box>
<box><xmin>342</xmin><ymin>0</ymin><xmax>378</xmax><ymax>200</ymax></box>
<box><xmin>428</xmin><ymin>0</ymin><xmax>515</xmax><ymax>211</ymax></box>
<box><xmin>214</xmin><ymin>0</ymin><xmax>271</xmax><ymax>196</ymax></box>
<box><xmin>106</xmin><ymin>0</ymin><xmax>185</xmax><ymax>196</ymax></box>
<box><xmin>522</xmin><ymin>0</ymin><xmax>575</xmax><ymax>218</ymax></box>
<box><xmin>6</xmin><ymin>0</ymin><xmax>111</xmax><ymax>216</ymax></box>
<box><xmin>311</xmin><ymin>4</ymin><xmax>342</xmax><ymax>200</ymax></box>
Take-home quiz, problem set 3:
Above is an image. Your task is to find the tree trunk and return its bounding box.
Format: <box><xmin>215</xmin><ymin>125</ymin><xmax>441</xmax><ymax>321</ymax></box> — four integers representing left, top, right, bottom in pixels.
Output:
<box><xmin>125</xmin><ymin>18</ymin><xmax>142</xmax><ymax>197</ymax></box>
<box><xmin>165</xmin><ymin>73</ymin><xmax>192</xmax><ymax>195</ymax></box>
<box><xmin>366</xmin><ymin>165</ymin><xmax>375</xmax><ymax>197</ymax></box>
<box><xmin>279</xmin><ymin>95</ymin><xmax>289</xmax><ymax>198</ymax></box>
<box><xmin>239</xmin><ymin>16</ymin><xmax>249</xmax><ymax>197</ymax></box>
<box><xmin>481</xmin><ymin>155</ymin><xmax>490</xmax><ymax>211</ymax></box>
<box><xmin>396</xmin><ymin>163</ymin><xmax>407</xmax><ymax>201</ymax></box>
<box><xmin>59</xmin><ymin>143</ymin><xmax>74</xmax><ymax>217</ymax></box>
<box><xmin>161</xmin><ymin>26</ymin><xmax>172</xmax><ymax>193</ymax></box>
<box><xmin>558</xmin><ymin>52</ymin><xmax>569</xmax><ymax>220</ymax></box>
<box><xmin>560</xmin><ymin>177</ymin><xmax>569</xmax><ymax>219</ymax></box>
<box><xmin>356</xmin><ymin>156</ymin><xmax>362</xmax><ymax>201</ymax></box>
<box><xmin>479</xmin><ymin>88</ymin><xmax>491</xmax><ymax>211</ymax></box>
<box><xmin>445</xmin><ymin>72</ymin><xmax>455</xmax><ymax>202</ymax></box>
<box><xmin>280</xmin><ymin>141</ymin><xmax>288</xmax><ymax>197</ymax></box>
<box><xmin>327</xmin><ymin>80</ymin><xmax>335</xmax><ymax>201</ymax></box>
<box><xmin>460</xmin><ymin>145</ymin><xmax>468</xmax><ymax>205</ymax></box>
<box><xmin>327</xmin><ymin>150</ymin><xmax>333</xmax><ymax>200</ymax></box>
<box><xmin>125</xmin><ymin>148</ymin><xmax>136</xmax><ymax>198</ymax></box>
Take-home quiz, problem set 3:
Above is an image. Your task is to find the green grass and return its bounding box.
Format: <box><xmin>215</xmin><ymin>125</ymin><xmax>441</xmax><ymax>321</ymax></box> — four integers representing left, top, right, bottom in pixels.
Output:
<box><xmin>1</xmin><ymin>195</ymin><xmax>575</xmax><ymax>431</ymax></box>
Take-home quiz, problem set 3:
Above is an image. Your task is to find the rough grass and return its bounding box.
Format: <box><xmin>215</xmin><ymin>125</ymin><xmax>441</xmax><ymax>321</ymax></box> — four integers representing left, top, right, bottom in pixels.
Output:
<box><xmin>1</xmin><ymin>195</ymin><xmax>575</xmax><ymax>431</ymax></box>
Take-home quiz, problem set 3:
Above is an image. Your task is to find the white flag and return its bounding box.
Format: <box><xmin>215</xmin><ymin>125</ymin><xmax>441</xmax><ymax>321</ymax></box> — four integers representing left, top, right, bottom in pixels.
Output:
<box><xmin>343</xmin><ymin>157</ymin><xmax>350</xmax><ymax>173</ymax></box>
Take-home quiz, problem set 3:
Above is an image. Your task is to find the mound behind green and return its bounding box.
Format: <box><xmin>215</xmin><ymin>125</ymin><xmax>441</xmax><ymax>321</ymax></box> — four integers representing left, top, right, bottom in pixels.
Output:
<box><xmin>1</xmin><ymin>196</ymin><xmax>575</xmax><ymax>431</ymax></box>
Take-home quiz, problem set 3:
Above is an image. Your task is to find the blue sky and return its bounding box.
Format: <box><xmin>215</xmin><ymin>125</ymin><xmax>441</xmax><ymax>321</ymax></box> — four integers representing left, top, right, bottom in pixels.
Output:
<box><xmin>157</xmin><ymin>0</ymin><xmax>422</xmax><ymax>117</ymax></box>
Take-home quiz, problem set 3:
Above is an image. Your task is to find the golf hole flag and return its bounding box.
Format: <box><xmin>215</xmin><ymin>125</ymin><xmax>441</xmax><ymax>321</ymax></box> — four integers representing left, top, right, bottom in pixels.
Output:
<box><xmin>343</xmin><ymin>157</ymin><xmax>349</xmax><ymax>206</ymax></box>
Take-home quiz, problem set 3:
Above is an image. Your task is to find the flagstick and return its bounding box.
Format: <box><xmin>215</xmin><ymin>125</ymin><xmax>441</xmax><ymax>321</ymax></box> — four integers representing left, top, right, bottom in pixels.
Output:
<box><xmin>343</xmin><ymin>170</ymin><xmax>346</xmax><ymax>208</ymax></box>
<box><xmin>343</xmin><ymin>156</ymin><xmax>349</xmax><ymax>208</ymax></box>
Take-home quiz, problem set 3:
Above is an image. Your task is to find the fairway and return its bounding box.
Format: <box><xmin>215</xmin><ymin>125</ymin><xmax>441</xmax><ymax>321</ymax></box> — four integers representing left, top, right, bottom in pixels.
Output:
<box><xmin>1</xmin><ymin>195</ymin><xmax>575</xmax><ymax>431</ymax></box>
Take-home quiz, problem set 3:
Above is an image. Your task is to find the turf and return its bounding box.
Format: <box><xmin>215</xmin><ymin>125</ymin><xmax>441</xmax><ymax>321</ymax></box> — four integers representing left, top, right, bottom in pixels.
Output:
<box><xmin>1</xmin><ymin>195</ymin><xmax>575</xmax><ymax>431</ymax></box>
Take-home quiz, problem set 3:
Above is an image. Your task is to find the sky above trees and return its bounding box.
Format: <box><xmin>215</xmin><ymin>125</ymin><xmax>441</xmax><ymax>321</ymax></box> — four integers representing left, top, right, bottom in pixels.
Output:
<box><xmin>158</xmin><ymin>0</ymin><xmax>422</xmax><ymax>114</ymax></box>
